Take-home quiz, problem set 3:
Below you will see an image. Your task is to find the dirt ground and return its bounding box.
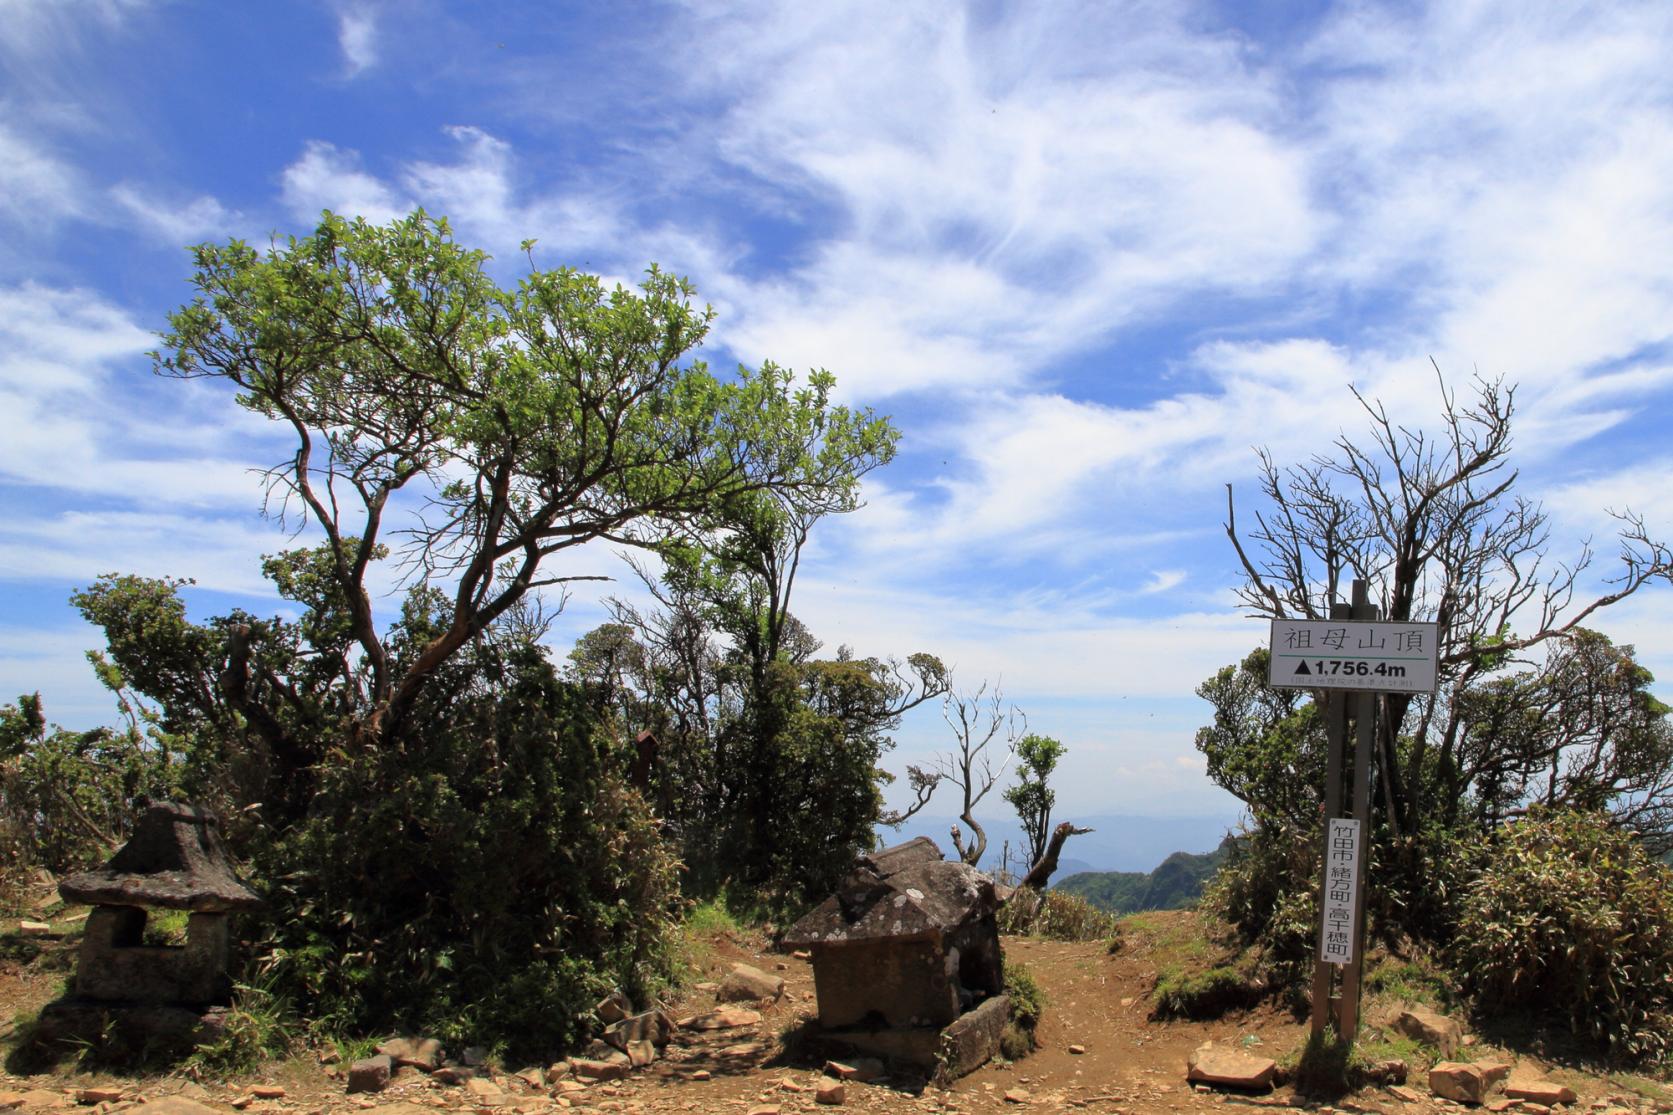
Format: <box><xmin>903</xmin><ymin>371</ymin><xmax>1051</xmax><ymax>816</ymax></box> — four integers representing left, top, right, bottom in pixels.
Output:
<box><xmin>3</xmin><ymin>911</ymin><xmax>1670</xmax><ymax>1115</ymax></box>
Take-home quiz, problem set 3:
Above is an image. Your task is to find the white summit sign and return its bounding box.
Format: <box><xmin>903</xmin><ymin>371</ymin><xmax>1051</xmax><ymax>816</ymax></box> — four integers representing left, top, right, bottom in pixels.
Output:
<box><xmin>1267</xmin><ymin>619</ymin><xmax>1440</xmax><ymax>695</ymax></box>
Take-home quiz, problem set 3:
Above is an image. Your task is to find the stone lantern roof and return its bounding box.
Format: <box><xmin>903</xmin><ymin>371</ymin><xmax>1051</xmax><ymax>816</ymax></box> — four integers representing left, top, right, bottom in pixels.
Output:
<box><xmin>782</xmin><ymin>837</ymin><xmax>998</xmax><ymax>947</ymax></box>
<box><xmin>58</xmin><ymin>801</ymin><xmax>261</xmax><ymax>913</ymax></box>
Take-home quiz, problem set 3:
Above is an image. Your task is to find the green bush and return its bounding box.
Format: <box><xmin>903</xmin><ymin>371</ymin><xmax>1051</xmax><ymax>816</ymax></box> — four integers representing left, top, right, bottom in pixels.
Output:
<box><xmin>251</xmin><ymin>645</ymin><xmax>683</xmax><ymax>1061</ymax></box>
<box><xmin>1000</xmin><ymin>960</ymin><xmax>1045</xmax><ymax>1059</ymax></box>
<box><xmin>1201</xmin><ymin>819</ymin><xmax>1319</xmax><ymax>989</ymax></box>
<box><xmin>997</xmin><ymin>888</ymin><xmax>1122</xmax><ymax>941</ymax></box>
<box><xmin>1152</xmin><ymin>964</ymin><xmax>1260</xmax><ymax>1020</ymax></box>
<box><xmin>1453</xmin><ymin>810</ymin><xmax>1673</xmax><ymax>1064</ymax></box>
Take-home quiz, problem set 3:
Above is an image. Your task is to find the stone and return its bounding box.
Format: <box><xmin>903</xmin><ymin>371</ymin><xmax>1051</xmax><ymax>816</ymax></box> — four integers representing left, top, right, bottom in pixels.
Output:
<box><xmin>247</xmin><ymin>1087</ymin><xmax>286</xmax><ymax>1100</ymax></box>
<box><xmin>823</xmin><ymin>1058</ymin><xmax>885</xmax><ymax>1081</ymax></box>
<box><xmin>626</xmin><ymin>1039</ymin><xmax>657</xmax><ymax>1068</ymax></box>
<box><xmin>1068</xmin><ymin>1044</ymin><xmax>1087</xmax><ymax>1055</ymax></box>
<box><xmin>1388</xmin><ymin>1086</ymin><xmax>1424</xmax><ymax>1103</ymax></box>
<box><xmin>464</xmin><ymin>1078</ymin><xmax>504</xmax><ymax>1099</ymax></box>
<box><xmin>603</xmin><ymin>1009</ymin><xmax>675</xmax><ymax>1050</ymax></box>
<box><xmin>1506</xmin><ymin>1081</ymin><xmax>1578</xmax><ymax>1106</ymax></box>
<box><xmin>745</xmin><ymin>1107</ymin><xmax>780</xmax><ymax>1115</ymax></box>
<box><xmin>18</xmin><ymin>920</ymin><xmax>51</xmax><ymax>936</ymax></box>
<box><xmin>348</xmin><ymin>1054</ymin><xmax>395</xmax><ymax>1094</ymax></box>
<box><xmin>1394</xmin><ymin>1007</ymin><xmax>1463</xmax><ymax>1059</ymax></box>
<box><xmin>432</xmin><ymin>1067</ymin><xmax>476</xmax><ymax>1085</ymax></box>
<box><xmin>718</xmin><ymin>963</ymin><xmax>785</xmax><ymax>1003</ymax></box>
<box><xmin>1187</xmin><ymin>1042</ymin><xmax>1278</xmax><ymax>1092</ymax></box>
<box><xmin>129</xmin><ymin>1101</ymin><xmax>225</xmax><ymax>1115</ymax></box>
<box><xmin>545</xmin><ymin>1062</ymin><xmax>571</xmax><ymax>1083</ymax></box>
<box><xmin>379</xmin><ymin>1037</ymin><xmax>446</xmax><ymax>1072</ymax></box>
<box><xmin>1486</xmin><ymin>1102</ymin><xmax>1517</xmax><ymax>1113</ymax></box>
<box><xmin>77</xmin><ymin>1090</ymin><xmax>124</xmax><ymax>1105</ymax></box>
<box><xmin>1430</xmin><ymin>1062</ymin><xmax>1490</xmax><ymax>1105</ymax></box>
<box><xmin>1004</xmin><ymin>1089</ymin><xmax>1032</xmax><ymax>1104</ymax></box>
<box><xmin>1366</xmin><ymin>1058</ymin><xmax>1410</xmax><ymax>1085</ymax></box>
<box><xmin>596</xmin><ymin>991</ymin><xmax>633</xmax><ymax>1025</ymax></box>
<box><xmin>934</xmin><ymin>994</ymin><xmax>1011</xmax><ymax>1082</ymax></box>
<box><xmin>0</xmin><ymin>1095</ymin><xmax>24</xmax><ymax>1111</ymax></box>
<box><xmin>691</xmin><ymin>1071</ymin><xmax>712</xmax><ymax>1082</ymax></box>
<box><xmin>816</xmin><ymin>1081</ymin><xmax>846</xmax><ymax>1106</ymax></box>
<box><xmin>571</xmin><ymin>1059</ymin><xmax>630</xmax><ymax>1083</ymax></box>
<box><xmin>1478</xmin><ymin>1062</ymin><xmax>1512</xmax><ymax>1088</ymax></box>
<box><xmin>679</xmin><ymin>1008</ymin><xmax>761</xmax><ymax>1030</ymax></box>
<box><xmin>229</xmin><ymin>1095</ymin><xmax>254</xmax><ymax>1110</ymax></box>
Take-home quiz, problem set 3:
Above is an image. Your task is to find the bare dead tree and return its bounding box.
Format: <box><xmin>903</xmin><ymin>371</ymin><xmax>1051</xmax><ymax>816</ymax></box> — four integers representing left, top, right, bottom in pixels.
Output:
<box><xmin>886</xmin><ymin>682</ymin><xmax>1023</xmax><ymax>865</ymax></box>
<box><xmin>1018</xmin><ymin>820</ymin><xmax>1096</xmax><ymax>892</ymax></box>
<box><xmin>1225</xmin><ymin>369</ymin><xmax>1673</xmax><ymax>837</ymax></box>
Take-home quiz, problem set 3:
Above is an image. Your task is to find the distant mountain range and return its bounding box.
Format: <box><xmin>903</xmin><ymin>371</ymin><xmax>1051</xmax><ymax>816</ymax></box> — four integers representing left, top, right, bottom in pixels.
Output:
<box><xmin>877</xmin><ymin>812</ymin><xmax>1239</xmax><ymax>875</ymax></box>
<box><xmin>1053</xmin><ymin>839</ymin><xmax>1233</xmax><ymax>914</ymax></box>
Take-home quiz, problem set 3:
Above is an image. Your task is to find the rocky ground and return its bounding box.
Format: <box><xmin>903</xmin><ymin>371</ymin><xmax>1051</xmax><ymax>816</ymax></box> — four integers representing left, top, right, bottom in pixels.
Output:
<box><xmin>4</xmin><ymin>911</ymin><xmax>1671</xmax><ymax>1115</ymax></box>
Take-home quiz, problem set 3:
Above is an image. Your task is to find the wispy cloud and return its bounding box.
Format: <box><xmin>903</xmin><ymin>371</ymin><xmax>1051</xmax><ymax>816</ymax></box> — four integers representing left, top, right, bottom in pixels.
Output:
<box><xmin>337</xmin><ymin>5</ymin><xmax>378</xmax><ymax>76</ymax></box>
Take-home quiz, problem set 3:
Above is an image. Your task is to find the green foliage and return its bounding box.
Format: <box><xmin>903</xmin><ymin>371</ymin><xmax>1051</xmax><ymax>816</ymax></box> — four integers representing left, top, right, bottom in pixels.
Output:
<box><xmin>1000</xmin><ymin>960</ymin><xmax>1045</xmax><ymax>1059</ymax></box>
<box><xmin>996</xmin><ymin>888</ymin><xmax>1121</xmax><ymax>942</ymax></box>
<box><xmin>1056</xmin><ymin>840</ymin><xmax>1230</xmax><ymax>915</ymax></box>
<box><xmin>1</xmin><ymin>691</ymin><xmax>177</xmax><ymax>897</ymax></box>
<box><xmin>183</xmin><ymin>978</ymin><xmax>299</xmax><ymax>1075</ymax></box>
<box><xmin>252</xmin><ymin>644</ymin><xmax>682</xmax><ymax>1060</ymax></box>
<box><xmin>1200</xmin><ymin>820</ymin><xmax>1319</xmax><ymax>989</ymax></box>
<box><xmin>1453</xmin><ymin>810</ymin><xmax>1673</xmax><ymax>1064</ymax></box>
<box><xmin>1003</xmin><ymin>734</ymin><xmax>1065</xmax><ymax>868</ymax></box>
<box><xmin>1152</xmin><ymin>964</ymin><xmax>1259</xmax><ymax>1020</ymax></box>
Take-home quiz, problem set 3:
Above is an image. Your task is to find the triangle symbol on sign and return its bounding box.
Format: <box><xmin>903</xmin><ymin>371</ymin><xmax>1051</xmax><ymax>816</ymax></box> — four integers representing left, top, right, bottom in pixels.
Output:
<box><xmin>1294</xmin><ymin>660</ymin><xmax>1312</xmax><ymax>676</ymax></box>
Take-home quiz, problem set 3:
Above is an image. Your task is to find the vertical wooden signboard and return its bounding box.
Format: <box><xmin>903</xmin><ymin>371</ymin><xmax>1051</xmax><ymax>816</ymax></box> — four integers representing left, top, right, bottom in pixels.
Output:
<box><xmin>1268</xmin><ymin>580</ymin><xmax>1439</xmax><ymax>1044</ymax></box>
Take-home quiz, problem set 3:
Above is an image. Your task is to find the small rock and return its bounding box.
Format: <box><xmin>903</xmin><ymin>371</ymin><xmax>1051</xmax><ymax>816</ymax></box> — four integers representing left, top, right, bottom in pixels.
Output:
<box><xmin>248</xmin><ymin>1087</ymin><xmax>286</xmax><ymax>1101</ymax></box>
<box><xmin>745</xmin><ymin>1107</ymin><xmax>781</xmax><ymax>1115</ymax></box>
<box><xmin>379</xmin><ymin>1037</ymin><xmax>446</xmax><ymax>1072</ymax></box>
<box><xmin>679</xmin><ymin>1008</ymin><xmax>762</xmax><ymax>1030</ymax></box>
<box><xmin>1486</xmin><ymin>1102</ymin><xmax>1518</xmax><ymax>1113</ymax></box>
<box><xmin>18</xmin><ymin>920</ymin><xmax>51</xmax><ymax>936</ymax></box>
<box><xmin>596</xmin><ymin>991</ymin><xmax>633</xmax><ymax>1025</ymax></box>
<box><xmin>823</xmin><ymin>1058</ymin><xmax>883</xmax><ymax>1082</ymax></box>
<box><xmin>718</xmin><ymin>963</ymin><xmax>785</xmax><ymax>1003</ymax></box>
<box><xmin>571</xmin><ymin>1060</ymin><xmax>630</xmax><ymax>1083</ymax></box>
<box><xmin>319</xmin><ymin>1048</ymin><xmax>342</xmax><ymax>1065</ymax></box>
<box><xmin>348</xmin><ymin>1055</ymin><xmax>394</xmax><ymax>1094</ymax></box>
<box><xmin>691</xmin><ymin>1071</ymin><xmax>712</xmax><ymax>1082</ymax></box>
<box><xmin>816</xmin><ymin>1081</ymin><xmax>845</xmax><ymax>1106</ymax></box>
<box><xmin>792</xmin><ymin>950</ymin><xmax>811</xmax><ymax>960</ymax></box>
<box><xmin>778</xmin><ymin>1080</ymin><xmax>807</xmax><ymax>1093</ymax></box>
<box><xmin>0</xmin><ymin>1094</ymin><xmax>25</xmax><ymax>1111</ymax></box>
<box><xmin>626</xmin><ymin>1040</ymin><xmax>657</xmax><ymax>1068</ymax></box>
<box><xmin>1068</xmin><ymin>1044</ymin><xmax>1087</xmax><ymax>1055</ymax></box>
<box><xmin>1004</xmin><ymin>1089</ymin><xmax>1032</xmax><ymax>1104</ymax></box>
<box><xmin>77</xmin><ymin>1091</ymin><xmax>124</xmax><ymax>1106</ymax></box>
<box><xmin>1187</xmin><ymin>1042</ymin><xmax>1277</xmax><ymax>1093</ymax></box>
<box><xmin>545</xmin><ymin>1062</ymin><xmax>571</xmax><ymax>1083</ymax></box>
<box><xmin>229</xmin><ymin>1097</ymin><xmax>253</xmax><ymax>1111</ymax></box>
<box><xmin>432</xmin><ymin>1067</ymin><xmax>476</xmax><ymax>1085</ymax></box>
<box><xmin>1430</xmin><ymin>1063</ymin><xmax>1489</xmax><ymax>1106</ymax></box>
<box><xmin>1395</xmin><ymin>1008</ymin><xmax>1463</xmax><ymax>1060</ymax></box>
<box><xmin>1388</xmin><ymin>1086</ymin><xmax>1424</xmax><ymax>1103</ymax></box>
<box><xmin>1506</xmin><ymin>1081</ymin><xmax>1578</xmax><ymax>1106</ymax></box>
<box><xmin>1523</xmin><ymin>1105</ymin><xmax>1552</xmax><ymax>1115</ymax></box>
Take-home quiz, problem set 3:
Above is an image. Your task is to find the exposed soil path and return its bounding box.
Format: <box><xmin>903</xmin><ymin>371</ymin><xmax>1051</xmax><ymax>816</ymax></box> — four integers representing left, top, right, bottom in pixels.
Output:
<box><xmin>3</xmin><ymin>913</ymin><xmax>1669</xmax><ymax>1115</ymax></box>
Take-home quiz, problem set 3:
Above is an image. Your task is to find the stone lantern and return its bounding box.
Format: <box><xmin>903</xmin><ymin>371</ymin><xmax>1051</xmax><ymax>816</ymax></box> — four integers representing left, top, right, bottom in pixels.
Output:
<box><xmin>37</xmin><ymin>802</ymin><xmax>260</xmax><ymax>1050</ymax></box>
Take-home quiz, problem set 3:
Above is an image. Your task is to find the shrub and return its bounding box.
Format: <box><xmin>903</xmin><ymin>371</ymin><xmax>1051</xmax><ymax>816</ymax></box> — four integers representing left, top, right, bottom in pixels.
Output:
<box><xmin>1453</xmin><ymin>809</ymin><xmax>1673</xmax><ymax>1064</ymax></box>
<box><xmin>251</xmin><ymin>646</ymin><xmax>684</xmax><ymax>1061</ymax></box>
<box><xmin>1152</xmin><ymin>964</ymin><xmax>1260</xmax><ymax>1020</ymax></box>
<box><xmin>1201</xmin><ymin>819</ymin><xmax>1319</xmax><ymax>989</ymax></box>
<box><xmin>1000</xmin><ymin>959</ymin><xmax>1045</xmax><ymax>1059</ymax></box>
<box><xmin>997</xmin><ymin>888</ymin><xmax>1122</xmax><ymax>942</ymax></box>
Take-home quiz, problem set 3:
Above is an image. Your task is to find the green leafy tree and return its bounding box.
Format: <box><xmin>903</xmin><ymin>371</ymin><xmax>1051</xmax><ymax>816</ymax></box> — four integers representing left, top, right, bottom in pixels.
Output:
<box><xmin>155</xmin><ymin>210</ymin><xmax>898</xmax><ymax>759</ymax></box>
<box><xmin>1003</xmin><ymin>733</ymin><xmax>1067</xmax><ymax>869</ymax></box>
<box><xmin>66</xmin><ymin>209</ymin><xmax>904</xmax><ymax>1048</ymax></box>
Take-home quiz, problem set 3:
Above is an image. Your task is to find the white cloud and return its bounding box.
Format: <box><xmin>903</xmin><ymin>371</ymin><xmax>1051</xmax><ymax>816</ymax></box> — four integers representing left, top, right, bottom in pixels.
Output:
<box><xmin>0</xmin><ymin>120</ymin><xmax>86</xmax><ymax>228</ymax></box>
<box><xmin>337</xmin><ymin>6</ymin><xmax>377</xmax><ymax>76</ymax></box>
<box><xmin>281</xmin><ymin>140</ymin><xmax>411</xmax><ymax>225</ymax></box>
<box><xmin>109</xmin><ymin>182</ymin><xmax>239</xmax><ymax>244</ymax></box>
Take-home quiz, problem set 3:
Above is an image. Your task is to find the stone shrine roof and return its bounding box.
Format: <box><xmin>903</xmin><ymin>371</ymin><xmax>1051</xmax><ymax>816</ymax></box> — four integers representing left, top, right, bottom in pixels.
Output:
<box><xmin>58</xmin><ymin>801</ymin><xmax>262</xmax><ymax>913</ymax></box>
<box><xmin>782</xmin><ymin>838</ymin><xmax>998</xmax><ymax>947</ymax></box>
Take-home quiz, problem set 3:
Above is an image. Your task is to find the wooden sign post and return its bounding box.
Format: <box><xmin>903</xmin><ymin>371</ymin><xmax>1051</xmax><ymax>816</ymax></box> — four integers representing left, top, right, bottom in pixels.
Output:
<box><xmin>1267</xmin><ymin>580</ymin><xmax>1439</xmax><ymax>1043</ymax></box>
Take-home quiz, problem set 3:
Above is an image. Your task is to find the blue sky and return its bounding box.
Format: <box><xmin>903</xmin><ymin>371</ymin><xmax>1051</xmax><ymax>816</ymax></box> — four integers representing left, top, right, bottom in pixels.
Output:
<box><xmin>4</xmin><ymin>0</ymin><xmax>1673</xmax><ymax>825</ymax></box>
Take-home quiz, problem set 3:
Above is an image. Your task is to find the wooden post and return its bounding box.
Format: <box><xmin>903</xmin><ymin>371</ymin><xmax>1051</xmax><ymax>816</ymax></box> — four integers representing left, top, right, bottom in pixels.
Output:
<box><xmin>1309</xmin><ymin>598</ymin><xmax>1353</xmax><ymax>1039</ymax></box>
<box><xmin>1337</xmin><ymin>585</ymin><xmax>1378</xmax><ymax>1038</ymax></box>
